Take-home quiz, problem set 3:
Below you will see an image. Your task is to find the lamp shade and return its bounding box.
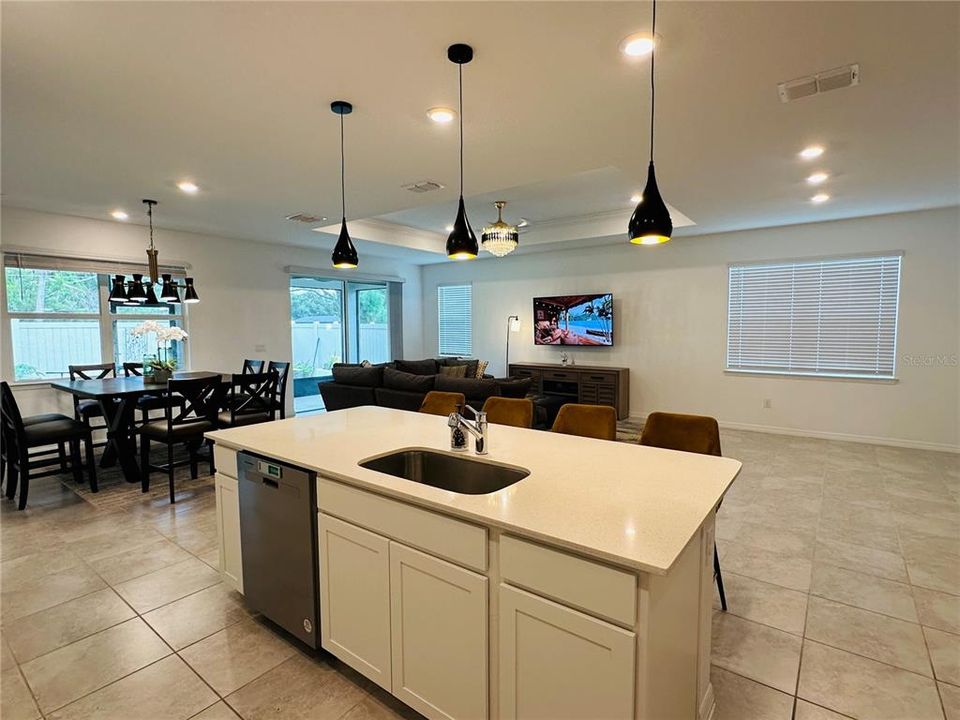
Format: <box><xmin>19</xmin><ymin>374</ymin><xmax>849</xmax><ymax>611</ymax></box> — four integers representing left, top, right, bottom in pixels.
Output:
<box><xmin>628</xmin><ymin>161</ymin><xmax>673</xmax><ymax>245</ymax></box>
<box><xmin>108</xmin><ymin>275</ymin><xmax>128</xmax><ymax>302</ymax></box>
<box><xmin>331</xmin><ymin>218</ymin><xmax>359</xmax><ymax>269</ymax></box>
<box><xmin>183</xmin><ymin>277</ymin><xmax>200</xmax><ymax>304</ymax></box>
<box><xmin>446</xmin><ymin>196</ymin><xmax>478</xmax><ymax>260</ymax></box>
<box><xmin>128</xmin><ymin>273</ymin><xmax>148</xmax><ymax>302</ymax></box>
<box><xmin>144</xmin><ymin>283</ymin><xmax>160</xmax><ymax>305</ymax></box>
<box><xmin>159</xmin><ymin>273</ymin><xmax>177</xmax><ymax>301</ymax></box>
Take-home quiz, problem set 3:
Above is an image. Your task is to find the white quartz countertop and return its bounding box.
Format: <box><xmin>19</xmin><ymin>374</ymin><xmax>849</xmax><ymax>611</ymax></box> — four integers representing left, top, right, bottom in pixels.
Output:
<box><xmin>206</xmin><ymin>406</ymin><xmax>741</xmax><ymax>575</ymax></box>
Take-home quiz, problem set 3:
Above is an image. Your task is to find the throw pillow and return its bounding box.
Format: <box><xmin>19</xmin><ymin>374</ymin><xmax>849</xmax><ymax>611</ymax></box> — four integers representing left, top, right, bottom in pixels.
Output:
<box><xmin>439</xmin><ymin>364</ymin><xmax>468</xmax><ymax>378</ymax></box>
<box><xmin>475</xmin><ymin>360</ymin><xmax>489</xmax><ymax>378</ymax></box>
<box><xmin>436</xmin><ymin>375</ymin><xmax>500</xmax><ymax>401</ymax></box>
<box><xmin>395</xmin><ymin>359</ymin><xmax>440</xmax><ymax>376</ymax></box>
<box><xmin>497</xmin><ymin>377</ymin><xmax>533</xmax><ymax>398</ymax></box>
<box><xmin>383</xmin><ymin>367</ymin><xmax>436</xmax><ymax>392</ymax></box>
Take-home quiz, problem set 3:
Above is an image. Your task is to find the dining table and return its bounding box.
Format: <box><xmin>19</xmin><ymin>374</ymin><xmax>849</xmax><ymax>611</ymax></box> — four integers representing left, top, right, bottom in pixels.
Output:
<box><xmin>50</xmin><ymin>371</ymin><xmax>231</xmax><ymax>484</ymax></box>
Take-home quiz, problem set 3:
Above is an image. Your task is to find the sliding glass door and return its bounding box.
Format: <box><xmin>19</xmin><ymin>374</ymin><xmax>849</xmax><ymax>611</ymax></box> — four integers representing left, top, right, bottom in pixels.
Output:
<box><xmin>290</xmin><ymin>276</ymin><xmax>396</xmax><ymax>413</ymax></box>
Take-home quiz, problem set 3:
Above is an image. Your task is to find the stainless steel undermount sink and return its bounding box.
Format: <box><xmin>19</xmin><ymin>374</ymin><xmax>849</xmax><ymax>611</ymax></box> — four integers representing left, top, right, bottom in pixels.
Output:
<box><xmin>359</xmin><ymin>449</ymin><xmax>529</xmax><ymax>494</ymax></box>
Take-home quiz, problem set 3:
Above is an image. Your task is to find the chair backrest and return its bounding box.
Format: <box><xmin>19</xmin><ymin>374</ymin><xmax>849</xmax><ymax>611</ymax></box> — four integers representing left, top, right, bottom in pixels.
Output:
<box><xmin>551</xmin><ymin>403</ymin><xmax>617</xmax><ymax>441</ymax></box>
<box><xmin>0</xmin><ymin>381</ymin><xmax>26</xmax><ymax>445</ymax></box>
<box><xmin>242</xmin><ymin>359</ymin><xmax>265</xmax><ymax>375</ymax></box>
<box><xmin>122</xmin><ymin>362</ymin><xmax>144</xmax><ymax>377</ymax></box>
<box><xmin>482</xmin><ymin>397</ymin><xmax>533</xmax><ymax>428</ymax></box>
<box><xmin>639</xmin><ymin>412</ymin><xmax>722</xmax><ymax>456</ymax></box>
<box><xmin>164</xmin><ymin>376</ymin><xmax>223</xmax><ymax>429</ymax></box>
<box><xmin>419</xmin><ymin>391</ymin><xmax>466</xmax><ymax>417</ymax></box>
<box><xmin>228</xmin><ymin>372</ymin><xmax>278</xmax><ymax>424</ymax></box>
<box><xmin>266</xmin><ymin>361</ymin><xmax>291</xmax><ymax>414</ymax></box>
<box><xmin>69</xmin><ymin>363</ymin><xmax>117</xmax><ymax>380</ymax></box>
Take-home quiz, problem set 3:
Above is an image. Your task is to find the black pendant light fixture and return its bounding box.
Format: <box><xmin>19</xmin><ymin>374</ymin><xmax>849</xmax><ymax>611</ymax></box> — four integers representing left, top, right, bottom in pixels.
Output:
<box><xmin>330</xmin><ymin>100</ymin><xmax>359</xmax><ymax>269</ymax></box>
<box><xmin>445</xmin><ymin>43</ymin><xmax>478</xmax><ymax>261</ymax></box>
<box><xmin>107</xmin><ymin>199</ymin><xmax>198</xmax><ymax>304</ymax></box>
<box><xmin>628</xmin><ymin>0</ymin><xmax>673</xmax><ymax>246</ymax></box>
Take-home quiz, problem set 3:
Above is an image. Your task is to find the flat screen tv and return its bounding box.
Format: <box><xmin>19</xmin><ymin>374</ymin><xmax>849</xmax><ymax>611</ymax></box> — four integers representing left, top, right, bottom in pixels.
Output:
<box><xmin>533</xmin><ymin>293</ymin><xmax>613</xmax><ymax>346</ymax></box>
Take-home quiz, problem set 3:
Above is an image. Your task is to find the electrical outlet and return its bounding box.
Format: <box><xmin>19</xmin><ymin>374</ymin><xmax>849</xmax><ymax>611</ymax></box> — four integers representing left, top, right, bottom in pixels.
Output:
<box><xmin>254</xmin><ymin>344</ymin><xmax>266</xmax><ymax>352</ymax></box>
<box><xmin>763</xmin><ymin>398</ymin><xmax>772</xmax><ymax>409</ymax></box>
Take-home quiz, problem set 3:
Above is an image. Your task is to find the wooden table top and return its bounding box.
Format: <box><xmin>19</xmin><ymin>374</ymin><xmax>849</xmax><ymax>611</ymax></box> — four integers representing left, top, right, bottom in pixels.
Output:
<box><xmin>50</xmin><ymin>371</ymin><xmax>230</xmax><ymax>399</ymax></box>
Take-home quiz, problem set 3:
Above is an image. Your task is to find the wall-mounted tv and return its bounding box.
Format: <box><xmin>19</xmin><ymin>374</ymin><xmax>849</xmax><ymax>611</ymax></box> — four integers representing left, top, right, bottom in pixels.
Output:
<box><xmin>533</xmin><ymin>293</ymin><xmax>613</xmax><ymax>346</ymax></box>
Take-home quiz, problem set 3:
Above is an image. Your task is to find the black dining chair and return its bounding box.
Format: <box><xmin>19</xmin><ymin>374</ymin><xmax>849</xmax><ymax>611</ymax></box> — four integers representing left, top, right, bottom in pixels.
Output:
<box><xmin>139</xmin><ymin>375</ymin><xmax>223</xmax><ymax>503</ymax></box>
<box><xmin>266</xmin><ymin>361</ymin><xmax>291</xmax><ymax>419</ymax></box>
<box><xmin>218</xmin><ymin>372</ymin><xmax>278</xmax><ymax>428</ymax></box>
<box><xmin>68</xmin><ymin>363</ymin><xmax>116</xmax><ymax>433</ymax></box>
<box><xmin>242</xmin><ymin>359</ymin><xmax>265</xmax><ymax>374</ymax></box>
<box><xmin>123</xmin><ymin>362</ymin><xmax>185</xmax><ymax>426</ymax></box>
<box><xmin>1</xmin><ymin>381</ymin><xmax>97</xmax><ymax>510</ymax></box>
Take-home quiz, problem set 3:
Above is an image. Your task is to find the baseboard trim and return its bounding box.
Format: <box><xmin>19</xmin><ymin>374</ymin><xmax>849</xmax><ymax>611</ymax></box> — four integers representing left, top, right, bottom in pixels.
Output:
<box><xmin>627</xmin><ymin>414</ymin><xmax>959</xmax><ymax>454</ymax></box>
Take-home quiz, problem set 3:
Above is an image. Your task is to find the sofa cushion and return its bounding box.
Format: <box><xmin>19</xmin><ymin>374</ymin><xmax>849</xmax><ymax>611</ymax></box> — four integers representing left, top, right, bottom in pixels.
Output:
<box><xmin>318</xmin><ymin>383</ymin><xmax>376</xmax><ymax>411</ymax></box>
<box><xmin>332</xmin><ymin>363</ymin><xmax>384</xmax><ymax>387</ymax></box>
<box><xmin>440</xmin><ymin>357</ymin><xmax>479</xmax><ymax>378</ymax></box>
<box><xmin>374</xmin><ymin>387</ymin><xmax>427</xmax><ymax>412</ymax></box>
<box><xmin>497</xmin><ymin>377</ymin><xmax>534</xmax><ymax>398</ymax></box>
<box><xmin>439</xmin><ymin>364</ymin><xmax>468</xmax><ymax>378</ymax></box>
<box><xmin>383</xmin><ymin>367</ymin><xmax>436</xmax><ymax>392</ymax></box>
<box><xmin>436</xmin><ymin>375</ymin><xmax>500</xmax><ymax>401</ymax></box>
<box><xmin>394</xmin><ymin>359</ymin><xmax>439</xmax><ymax>376</ymax></box>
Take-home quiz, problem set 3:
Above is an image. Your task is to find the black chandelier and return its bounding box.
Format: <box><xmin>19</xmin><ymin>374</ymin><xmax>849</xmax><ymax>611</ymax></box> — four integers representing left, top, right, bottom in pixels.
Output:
<box><xmin>107</xmin><ymin>199</ymin><xmax>199</xmax><ymax>305</ymax></box>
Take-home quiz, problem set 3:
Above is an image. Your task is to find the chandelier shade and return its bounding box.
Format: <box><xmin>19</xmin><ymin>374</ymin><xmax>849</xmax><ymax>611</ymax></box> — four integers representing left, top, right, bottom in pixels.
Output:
<box><xmin>481</xmin><ymin>201</ymin><xmax>519</xmax><ymax>257</ymax></box>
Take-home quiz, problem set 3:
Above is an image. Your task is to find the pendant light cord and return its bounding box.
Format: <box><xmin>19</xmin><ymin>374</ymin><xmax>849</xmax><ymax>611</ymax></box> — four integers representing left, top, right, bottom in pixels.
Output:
<box><xmin>649</xmin><ymin>0</ymin><xmax>657</xmax><ymax>163</ymax></box>
<box><xmin>458</xmin><ymin>63</ymin><xmax>464</xmax><ymax>194</ymax></box>
<box><xmin>339</xmin><ymin>112</ymin><xmax>346</xmax><ymax>219</ymax></box>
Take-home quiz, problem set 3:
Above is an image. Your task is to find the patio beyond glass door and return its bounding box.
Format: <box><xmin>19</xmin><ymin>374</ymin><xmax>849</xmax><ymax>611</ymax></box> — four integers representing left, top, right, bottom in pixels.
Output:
<box><xmin>290</xmin><ymin>277</ymin><xmax>393</xmax><ymax>414</ymax></box>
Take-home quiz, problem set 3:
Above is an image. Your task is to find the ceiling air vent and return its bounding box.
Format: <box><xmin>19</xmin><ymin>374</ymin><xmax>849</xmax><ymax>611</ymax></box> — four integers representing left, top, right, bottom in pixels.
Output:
<box><xmin>778</xmin><ymin>63</ymin><xmax>860</xmax><ymax>103</ymax></box>
<box><xmin>402</xmin><ymin>180</ymin><xmax>444</xmax><ymax>193</ymax></box>
<box><xmin>285</xmin><ymin>212</ymin><xmax>327</xmax><ymax>223</ymax></box>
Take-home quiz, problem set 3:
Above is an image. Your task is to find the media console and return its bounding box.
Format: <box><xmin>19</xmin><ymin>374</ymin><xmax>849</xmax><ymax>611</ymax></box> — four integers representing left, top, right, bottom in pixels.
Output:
<box><xmin>508</xmin><ymin>362</ymin><xmax>630</xmax><ymax>420</ymax></box>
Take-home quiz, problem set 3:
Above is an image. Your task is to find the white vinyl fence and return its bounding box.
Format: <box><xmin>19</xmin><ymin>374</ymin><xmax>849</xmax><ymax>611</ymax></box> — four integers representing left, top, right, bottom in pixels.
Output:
<box><xmin>10</xmin><ymin>319</ymin><xmax>100</xmax><ymax>379</ymax></box>
<box><xmin>290</xmin><ymin>322</ymin><xmax>389</xmax><ymax>377</ymax></box>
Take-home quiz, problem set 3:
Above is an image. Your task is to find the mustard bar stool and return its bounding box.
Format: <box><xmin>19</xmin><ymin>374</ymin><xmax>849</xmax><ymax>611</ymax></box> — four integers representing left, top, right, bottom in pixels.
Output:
<box><xmin>639</xmin><ymin>411</ymin><xmax>727</xmax><ymax>611</ymax></box>
<box><xmin>482</xmin><ymin>397</ymin><xmax>534</xmax><ymax>428</ymax></box>
<box><xmin>551</xmin><ymin>404</ymin><xmax>617</xmax><ymax>441</ymax></box>
<box><xmin>419</xmin><ymin>391</ymin><xmax>466</xmax><ymax>417</ymax></box>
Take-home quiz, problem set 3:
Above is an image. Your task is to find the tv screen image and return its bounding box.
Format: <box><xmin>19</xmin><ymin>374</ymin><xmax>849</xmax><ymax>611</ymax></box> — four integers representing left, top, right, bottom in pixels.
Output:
<box><xmin>533</xmin><ymin>293</ymin><xmax>613</xmax><ymax>346</ymax></box>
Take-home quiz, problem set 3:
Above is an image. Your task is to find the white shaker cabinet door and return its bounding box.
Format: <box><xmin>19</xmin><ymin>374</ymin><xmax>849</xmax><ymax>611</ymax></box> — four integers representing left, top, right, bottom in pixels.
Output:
<box><xmin>499</xmin><ymin>585</ymin><xmax>635</xmax><ymax>720</ymax></box>
<box><xmin>214</xmin><ymin>473</ymin><xmax>243</xmax><ymax>594</ymax></box>
<box><xmin>389</xmin><ymin>542</ymin><xmax>488</xmax><ymax>720</ymax></box>
<box><xmin>318</xmin><ymin>513</ymin><xmax>392</xmax><ymax>691</ymax></box>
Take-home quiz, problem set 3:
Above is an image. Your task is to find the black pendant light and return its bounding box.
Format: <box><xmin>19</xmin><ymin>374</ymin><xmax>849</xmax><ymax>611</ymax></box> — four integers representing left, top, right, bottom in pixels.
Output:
<box><xmin>628</xmin><ymin>0</ymin><xmax>673</xmax><ymax>246</ymax></box>
<box><xmin>330</xmin><ymin>100</ymin><xmax>359</xmax><ymax>269</ymax></box>
<box><xmin>446</xmin><ymin>43</ymin><xmax>478</xmax><ymax>261</ymax></box>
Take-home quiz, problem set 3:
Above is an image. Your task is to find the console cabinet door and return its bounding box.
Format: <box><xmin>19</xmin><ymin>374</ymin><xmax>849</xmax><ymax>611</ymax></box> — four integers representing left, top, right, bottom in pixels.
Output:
<box><xmin>318</xmin><ymin>513</ymin><xmax>392</xmax><ymax>691</ymax></box>
<box><xmin>214</xmin><ymin>473</ymin><xmax>242</xmax><ymax>593</ymax></box>
<box><xmin>390</xmin><ymin>542</ymin><xmax>488</xmax><ymax>720</ymax></box>
<box><xmin>499</xmin><ymin>585</ymin><xmax>635</xmax><ymax>720</ymax></box>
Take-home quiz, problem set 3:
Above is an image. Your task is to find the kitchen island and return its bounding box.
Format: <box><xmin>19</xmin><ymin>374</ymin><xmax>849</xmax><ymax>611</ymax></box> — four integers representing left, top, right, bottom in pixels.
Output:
<box><xmin>207</xmin><ymin>406</ymin><xmax>741</xmax><ymax>720</ymax></box>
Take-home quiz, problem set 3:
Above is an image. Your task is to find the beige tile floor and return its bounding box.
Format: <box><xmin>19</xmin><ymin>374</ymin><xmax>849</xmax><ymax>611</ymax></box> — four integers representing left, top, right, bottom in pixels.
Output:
<box><xmin>0</xmin><ymin>429</ymin><xmax>957</xmax><ymax>720</ymax></box>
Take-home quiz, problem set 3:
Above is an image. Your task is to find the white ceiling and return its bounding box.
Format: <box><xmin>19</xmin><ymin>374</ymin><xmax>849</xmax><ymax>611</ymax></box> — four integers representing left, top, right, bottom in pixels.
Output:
<box><xmin>3</xmin><ymin>1</ymin><xmax>958</xmax><ymax>265</ymax></box>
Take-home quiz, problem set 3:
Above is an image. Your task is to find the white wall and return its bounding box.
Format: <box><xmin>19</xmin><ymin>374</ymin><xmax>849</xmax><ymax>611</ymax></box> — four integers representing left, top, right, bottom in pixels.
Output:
<box><xmin>1</xmin><ymin>206</ymin><xmax>423</xmax><ymax>416</ymax></box>
<box><xmin>421</xmin><ymin>207</ymin><xmax>960</xmax><ymax>451</ymax></box>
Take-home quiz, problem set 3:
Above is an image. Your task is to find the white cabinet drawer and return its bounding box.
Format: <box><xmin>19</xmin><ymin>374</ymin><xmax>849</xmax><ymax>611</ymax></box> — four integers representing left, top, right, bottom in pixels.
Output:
<box><xmin>500</xmin><ymin>535</ymin><xmax>636</xmax><ymax>627</ymax></box>
<box><xmin>317</xmin><ymin>477</ymin><xmax>487</xmax><ymax>572</ymax></box>
<box><xmin>213</xmin><ymin>445</ymin><xmax>238</xmax><ymax>479</ymax></box>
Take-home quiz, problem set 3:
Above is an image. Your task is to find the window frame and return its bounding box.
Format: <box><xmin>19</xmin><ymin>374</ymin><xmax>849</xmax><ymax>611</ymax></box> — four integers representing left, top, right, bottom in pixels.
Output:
<box><xmin>724</xmin><ymin>252</ymin><xmax>903</xmax><ymax>382</ymax></box>
<box><xmin>437</xmin><ymin>283</ymin><xmax>473</xmax><ymax>358</ymax></box>
<box><xmin>2</xmin><ymin>266</ymin><xmax>189</xmax><ymax>384</ymax></box>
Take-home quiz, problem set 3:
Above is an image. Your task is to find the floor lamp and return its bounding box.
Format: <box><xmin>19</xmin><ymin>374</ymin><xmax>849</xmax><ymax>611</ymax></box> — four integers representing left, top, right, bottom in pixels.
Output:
<box><xmin>505</xmin><ymin>315</ymin><xmax>521</xmax><ymax>376</ymax></box>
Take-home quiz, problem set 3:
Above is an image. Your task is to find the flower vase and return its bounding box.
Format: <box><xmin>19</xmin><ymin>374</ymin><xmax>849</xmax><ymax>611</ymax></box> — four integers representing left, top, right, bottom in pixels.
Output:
<box><xmin>152</xmin><ymin>368</ymin><xmax>172</xmax><ymax>384</ymax></box>
<box><xmin>143</xmin><ymin>354</ymin><xmax>158</xmax><ymax>382</ymax></box>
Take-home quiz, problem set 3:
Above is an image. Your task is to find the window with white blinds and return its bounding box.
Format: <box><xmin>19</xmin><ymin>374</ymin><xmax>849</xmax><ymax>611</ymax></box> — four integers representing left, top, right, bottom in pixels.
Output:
<box><xmin>726</xmin><ymin>254</ymin><xmax>902</xmax><ymax>379</ymax></box>
<box><xmin>438</xmin><ymin>284</ymin><xmax>472</xmax><ymax>357</ymax></box>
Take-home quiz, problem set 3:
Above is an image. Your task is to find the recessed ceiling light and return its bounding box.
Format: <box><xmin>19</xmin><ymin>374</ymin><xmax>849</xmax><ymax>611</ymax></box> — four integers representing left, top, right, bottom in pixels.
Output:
<box><xmin>799</xmin><ymin>145</ymin><xmax>824</xmax><ymax>160</ymax></box>
<box><xmin>806</xmin><ymin>172</ymin><xmax>829</xmax><ymax>185</ymax></box>
<box><xmin>110</xmin><ymin>210</ymin><xmax>129</xmax><ymax>221</ymax></box>
<box><xmin>445</xmin><ymin>224</ymin><xmax>455</xmax><ymax>232</ymax></box>
<box><xmin>630</xmin><ymin>194</ymin><xmax>643</xmax><ymax>204</ymax></box>
<box><xmin>811</xmin><ymin>193</ymin><xmax>830</xmax><ymax>204</ymax></box>
<box><xmin>427</xmin><ymin>107</ymin><xmax>456</xmax><ymax>124</ymax></box>
<box><xmin>177</xmin><ymin>181</ymin><xmax>200</xmax><ymax>194</ymax></box>
<box><xmin>619</xmin><ymin>33</ymin><xmax>655</xmax><ymax>57</ymax></box>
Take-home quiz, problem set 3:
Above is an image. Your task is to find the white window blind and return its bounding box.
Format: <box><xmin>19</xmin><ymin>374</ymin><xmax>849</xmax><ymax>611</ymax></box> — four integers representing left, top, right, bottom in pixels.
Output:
<box><xmin>726</xmin><ymin>254</ymin><xmax>902</xmax><ymax>379</ymax></box>
<box><xmin>438</xmin><ymin>284</ymin><xmax>472</xmax><ymax>356</ymax></box>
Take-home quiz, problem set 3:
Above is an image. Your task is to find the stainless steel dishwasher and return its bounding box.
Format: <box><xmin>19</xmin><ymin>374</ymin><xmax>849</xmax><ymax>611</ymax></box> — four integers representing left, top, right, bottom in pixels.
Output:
<box><xmin>237</xmin><ymin>452</ymin><xmax>319</xmax><ymax>648</ymax></box>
